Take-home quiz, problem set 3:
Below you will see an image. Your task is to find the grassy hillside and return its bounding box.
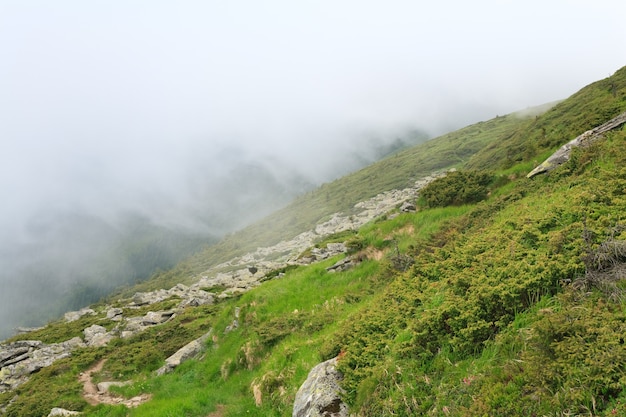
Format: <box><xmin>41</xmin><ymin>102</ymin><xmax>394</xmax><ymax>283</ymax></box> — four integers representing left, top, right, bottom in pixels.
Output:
<box><xmin>467</xmin><ymin>65</ymin><xmax>626</xmax><ymax>170</ymax></box>
<box><xmin>2</xmin><ymin>66</ymin><xmax>626</xmax><ymax>417</ymax></box>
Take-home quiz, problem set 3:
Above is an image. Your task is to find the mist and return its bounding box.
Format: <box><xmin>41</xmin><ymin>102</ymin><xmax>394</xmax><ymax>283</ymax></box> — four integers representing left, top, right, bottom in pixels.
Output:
<box><xmin>1</xmin><ymin>1</ymin><xmax>625</xmax><ymax>339</ymax></box>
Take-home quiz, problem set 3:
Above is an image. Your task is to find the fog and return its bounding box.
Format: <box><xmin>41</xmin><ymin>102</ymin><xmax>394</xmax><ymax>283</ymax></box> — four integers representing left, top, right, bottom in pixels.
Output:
<box><xmin>1</xmin><ymin>1</ymin><xmax>625</xmax><ymax>338</ymax></box>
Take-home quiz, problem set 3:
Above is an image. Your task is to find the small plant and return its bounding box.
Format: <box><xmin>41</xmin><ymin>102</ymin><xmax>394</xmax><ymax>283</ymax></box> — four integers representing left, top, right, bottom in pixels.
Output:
<box><xmin>575</xmin><ymin>221</ymin><xmax>626</xmax><ymax>301</ymax></box>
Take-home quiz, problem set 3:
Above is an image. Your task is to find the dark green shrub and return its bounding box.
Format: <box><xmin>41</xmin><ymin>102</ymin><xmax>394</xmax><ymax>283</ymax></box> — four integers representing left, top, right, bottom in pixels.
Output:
<box><xmin>420</xmin><ymin>170</ymin><xmax>494</xmax><ymax>208</ymax></box>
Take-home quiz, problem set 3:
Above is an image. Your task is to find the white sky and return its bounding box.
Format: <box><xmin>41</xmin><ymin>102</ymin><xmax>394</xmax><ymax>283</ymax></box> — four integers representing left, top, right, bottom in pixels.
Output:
<box><xmin>1</xmin><ymin>0</ymin><xmax>625</xmax><ymax>233</ymax></box>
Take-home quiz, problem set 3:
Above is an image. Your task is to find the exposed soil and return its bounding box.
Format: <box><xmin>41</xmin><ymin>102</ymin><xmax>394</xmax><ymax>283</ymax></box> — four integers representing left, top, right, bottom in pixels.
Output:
<box><xmin>206</xmin><ymin>404</ymin><xmax>226</xmax><ymax>417</ymax></box>
<box><xmin>79</xmin><ymin>359</ymin><xmax>151</xmax><ymax>408</ymax></box>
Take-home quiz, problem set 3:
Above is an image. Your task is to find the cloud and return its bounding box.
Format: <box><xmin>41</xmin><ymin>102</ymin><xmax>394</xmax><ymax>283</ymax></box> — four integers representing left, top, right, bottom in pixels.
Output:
<box><xmin>0</xmin><ymin>0</ymin><xmax>625</xmax><ymax>337</ymax></box>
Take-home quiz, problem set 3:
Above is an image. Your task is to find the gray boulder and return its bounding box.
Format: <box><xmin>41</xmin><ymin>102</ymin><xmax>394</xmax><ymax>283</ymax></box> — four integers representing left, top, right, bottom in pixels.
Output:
<box><xmin>83</xmin><ymin>325</ymin><xmax>113</xmax><ymax>347</ymax></box>
<box><xmin>142</xmin><ymin>310</ymin><xmax>175</xmax><ymax>326</ymax></box>
<box><xmin>1</xmin><ymin>338</ymin><xmax>85</xmax><ymax>393</ymax></box>
<box><xmin>64</xmin><ymin>308</ymin><xmax>95</xmax><ymax>323</ymax></box>
<box><xmin>106</xmin><ymin>308</ymin><xmax>124</xmax><ymax>321</ymax></box>
<box><xmin>156</xmin><ymin>329</ymin><xmax>213</xmax><ymax>375</ymax></box>
<box><xmin>48</xmin><ymin>407</ymin><xmax>81</xmax><ymax>416</ymax></box>
<box><xmin>400</xmin><ymin>201</ymin><xmax>416</xmax><ymax>212</ymax></box>
<box><xmin>528</xmin><ymin>111</ymin><xmax>626</xmax><ymax>178</ymax></box>
<box><xmin>293</xmin><ymin>357</ymin><xmax>348</xmax><ymax>417</ymax></box>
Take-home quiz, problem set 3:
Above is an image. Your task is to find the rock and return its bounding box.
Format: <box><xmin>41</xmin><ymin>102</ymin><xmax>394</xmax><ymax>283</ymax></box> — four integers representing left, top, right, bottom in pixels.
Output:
<box><xmin>326</xmin><ymin>257</ymin><xmax>358</xmax><ymax>273</ymax></box>
<box><xmin>14</xmin><ymin>326</ymin><xmax>45</xmax><ymax>335</ymax></box>
<box><xmin>0</xmin><ymin>346</ymin><xmax>31</xmax><ymax>368</ymax></box>
<box><xmin>64</xmin><ymin>308</ymin><xmax>95</xmax><ymax>323</ymax></box>
<box><xmin>156</xmin><ymin>329</ymin><xmax>213</xmax><ymax>375</ymax></box>
<box><xmin>96</xmin><ymin>380</ymin><xmax>130</xmax><ymax>393</ymax></box>
<box><xmin>142</xmin><ymin>310</ymin><xmax>175</xmax><ymax>326</ymax></box>
<box><xmin>528</xmin><ymin>111</ymin><xmax>626</xmax><ymax>178</ymax></box>
<box><xmin>131</xmin><ymin>290</ymin><xmax>170</xmax><ymax>306</ymax></box>
<box><xmin>48</xmin><ymin>407</ymin><xmax>81</xmax><ymax>416</ymax></box>
<box><xmin>83</xmin><ymin>325</ymin><xmax>106</xmax><ymax>342</ymax></box>
<box><xmin>83</xmin><ymin>325</ymin><xmax>113</xmax><ymax>347</ymax></box>
<box><xmin>106</xmin><ymin>308</ymin><xmax>124</xmax><ymax>321</ymax></box>
<box><xmin>0</xmin><ymin>338</ymin><xmax>85</xmax><ymax>393</ymax></box>
<box><xmin>400</xmin><ymin>201</ymin><xmax>416</xmax><ymax>212</ymax></box>
<box><xmin>180</xmin><ymin>294</ymin><xmax>214</xmax><ymax>308</ymax></box>
<box><xmin>293</xmin><ymin>357</ymin><xmax>348</xmax><ymax>417</ymax></box>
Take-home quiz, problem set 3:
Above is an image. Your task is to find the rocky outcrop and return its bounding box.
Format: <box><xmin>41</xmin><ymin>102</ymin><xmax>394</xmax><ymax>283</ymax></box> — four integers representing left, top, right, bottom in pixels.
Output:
<box><xmin>527</xmin><ymin>111</ymin><xmax>626</xmax><ymax>178</ymax></box>
<box><xmin>156</xmin><ymin>329</ymin><xmax>213</xmax><ymax>375</ymax></box>
<box><xmin>293</xmin><ymin>357</ymin><xmax>348</xmax><ymax>417</ymax></box>
<box><xmin>0</xmin><ymin>337</ymin><xmax>85</xmax><ymax>393</ymax></box>
<box><xmin>83</xmin><ymin>325</ymin><xmax>114</xmax><ymax>347</ymax></box>
<box><xmin>326</xmin><ymin>256</ymin><xmax>360</xmax><ymax>273</ymax></box>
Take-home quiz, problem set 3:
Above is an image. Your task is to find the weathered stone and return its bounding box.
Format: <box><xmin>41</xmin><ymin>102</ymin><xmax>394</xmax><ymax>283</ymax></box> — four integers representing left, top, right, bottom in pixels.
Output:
<box><xmin>400</xmin><ymin>201</ymin><xmax>416</xmax><ymax>212</ymax></box>
<box><xmin>83</xmin><ymin>325</ymin><xmax>113</xmax><ymax>347</ymax></box>
<box><xmin>0</xmin><ymin>338</ymin><xmax>85</xmax><ymax>393</ymax></box>
<box><xmin>131</xmin><ymin>290</ymin><xmax>170</xmax><ymax>306</ymax></box>
<box><xmin>293</xmin><ymin>357</ymin><xmax>348</xmax><ymax>417</ymax></box>
<box><xmin>106</xmin><ymin>308</ymin><xmax>123</xmax><ymax>321</ymax></box>
<box><xmin>48</xmin><ymin>407</ymin><xmax>81</xmax><ymax>416</ymax></box>
<box><xmin>180</xmin><ymin>294</ymin><xmax>214</xmax><ymax>308</ymax></box>
<box><xmin>64</xmin><ymin>308</ymin><xmax>95</xmax><ymax>323</ymax></box>
<box><xmin>83</xmin><ymin>325</ymin><xmax>107</xmax><ymax>343</ymax></box>
<box><xmin>96</xmin><ymin>380</ymin><xmax>130</xmax><ymax>393</ymax></box>
<box><xmin>142</xmin><ymin>310</ymin><xmax>175</xmax><ymax>326</ymax></box>
<box><xmin>14</xmin><ymin>326</ymin><xmax>45</xmax><ymax>334</ymax></box>
<box><xmin>528</xmin><ymin>111</ymin><xmax>626</xmax><ymax>178</ymax></box>
<box><xmin>156</xmin><ymin>330</ymin><xmax>213</xmax><ymax>375</ymax></box>
<box><xmin>326</xmin><ymin>257</ymin><xmax>357</xmax><ymax>273</ymax></box>
<box><xmin>0</xmin><ymin>346</ymin><xmax>30</xmax><ymax>368</ymax></box>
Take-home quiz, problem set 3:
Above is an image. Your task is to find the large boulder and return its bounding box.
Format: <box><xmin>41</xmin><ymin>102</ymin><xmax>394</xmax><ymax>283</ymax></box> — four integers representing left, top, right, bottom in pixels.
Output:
<box><xmin>156</xmin><ymin>329</ymin><xmax>213</xmax><ymax>376</ymax></box>
<box><xmin>293</xmin><ymin>357</ymin><xmax>348</xmax><ymax>417</ymax></box>
<box><xmin>83</xmin><ymin>325</ymin><xmax>113</xmax><ymax>347</ymax></box>
<box><xmin>527</xmin><ymin>111</ymin><xmax>626</xmax><ymax>178</ymax></box>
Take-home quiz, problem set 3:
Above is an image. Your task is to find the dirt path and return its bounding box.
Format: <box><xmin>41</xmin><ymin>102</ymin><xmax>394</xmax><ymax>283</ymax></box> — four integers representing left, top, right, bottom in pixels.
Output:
<box><xmin>79</xmin><ymin>359</ymin><xmax>151</xmax><ymax>408</ymax></box>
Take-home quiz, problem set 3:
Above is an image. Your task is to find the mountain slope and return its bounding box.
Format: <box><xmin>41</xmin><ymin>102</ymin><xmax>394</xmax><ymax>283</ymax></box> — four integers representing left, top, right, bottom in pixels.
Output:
<box><xmin>1</xmin><ymin>66</ymin><xmax>626</xmax><ymax>417</ymax></box>
<box><xmin>121</xmin><ymin>108</ymin><xmax>539</xmax><ymax>295</ymax></box>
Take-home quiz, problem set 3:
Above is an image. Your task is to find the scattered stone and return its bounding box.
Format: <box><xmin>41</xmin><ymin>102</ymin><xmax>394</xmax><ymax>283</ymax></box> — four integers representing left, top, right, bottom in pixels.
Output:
<box><xmin>293</xmin><ymin>357</ymin><xmax>348</xmax><ymax>417</ymax></box>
